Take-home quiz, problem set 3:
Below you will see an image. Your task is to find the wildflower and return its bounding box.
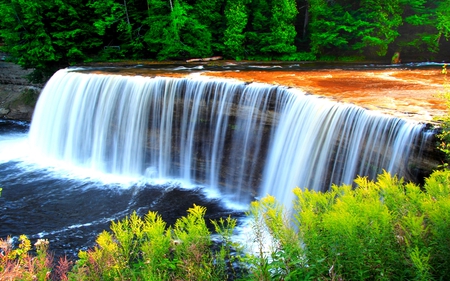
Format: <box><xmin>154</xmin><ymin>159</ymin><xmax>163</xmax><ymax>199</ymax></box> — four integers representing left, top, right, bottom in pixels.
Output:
<box><xmin>34</xmin><ymin>239</ymin><xmax>49</xmax><ymax>251</ymax></box>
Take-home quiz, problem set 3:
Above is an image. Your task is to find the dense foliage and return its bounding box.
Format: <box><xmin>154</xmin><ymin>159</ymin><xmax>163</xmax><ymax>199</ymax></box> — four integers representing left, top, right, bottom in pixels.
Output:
<box><xmin>2</xmin><ymin>170</ymin><xmax>450</xmax><ymax>280</ymax></box>
<box><xmin>248</xmin><ymin>170</ymin><xmax>450</xmax><ymax>280</ymax></box>
<box><xmin>435</xmin><ymin>64</ymin><xmax>450</xmax><ymax>166</ymax></box>
<box><xmin>1</xmin><ymin>0</ymin><xmax>449</xmax><ymax>81</ymax></box>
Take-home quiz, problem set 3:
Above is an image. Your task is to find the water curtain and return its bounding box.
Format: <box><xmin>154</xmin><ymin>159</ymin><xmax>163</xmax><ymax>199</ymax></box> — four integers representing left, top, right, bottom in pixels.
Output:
<box><xmin>29</xmin><ymin>69</ymin><xmax>428</xmax><ymax>206</ymax></box>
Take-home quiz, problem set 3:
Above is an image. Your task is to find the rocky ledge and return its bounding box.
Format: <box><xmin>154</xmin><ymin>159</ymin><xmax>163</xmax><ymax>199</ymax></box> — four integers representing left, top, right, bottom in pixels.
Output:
<box><xmin>0</xmin><ymin>61</ymin><xmax>42</xmax><ymax>120</ymax></box>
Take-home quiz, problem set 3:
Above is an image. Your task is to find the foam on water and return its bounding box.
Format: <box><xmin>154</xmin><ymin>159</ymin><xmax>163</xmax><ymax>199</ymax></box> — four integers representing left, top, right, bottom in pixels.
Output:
<box><xmin>0</xmin><ymin>134</ymin><xmax>29</xmax><ymax>162</ymax></box>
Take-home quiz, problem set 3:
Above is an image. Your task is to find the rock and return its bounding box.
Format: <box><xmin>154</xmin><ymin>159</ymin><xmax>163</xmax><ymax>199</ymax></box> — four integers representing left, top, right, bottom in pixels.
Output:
<box><xmin>0</xmin><ymin>107</ymin><xmax>10</xmax><ymax>116</ymax></box>
<box><xmin>0</xmin><ymin>61</ymin><xmax>42</xmax><ymax>121</ymax></box>
<box><xmin>186</xmin><ymin>56</ymin><xmax>223</xmax><ymax>63</ymax></box>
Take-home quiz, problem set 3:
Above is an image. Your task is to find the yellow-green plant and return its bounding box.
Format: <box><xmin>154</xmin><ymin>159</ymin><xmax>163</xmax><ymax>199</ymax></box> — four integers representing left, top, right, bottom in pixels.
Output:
<box><xmin>434</xmin><ymin>63</ymin><xmax>450</xmax><ymax>166</ymax></box>
<box><xmin>294</xmin><ymin>175</ymin><xmax>404</xmax><ymax>280</ymax></box>
<box><xmin>0</xmin><ymin>236</ymin><xmax>54</xmax><ymax>281</ymax></box>
<box><xmin>210</xmin><ymin>215</ymin><xmax>242</xmax><ymax>279</ymax></box>
<box><xmin>2</xmin><ymin>170</ymin><xmax>449</xmax><ymax>281</ymax></box>
<box><xmin>245</xmin><ymin>195</ymin><xmax>305</xmax><ymax>281</ymax></box>
<box><xmin>71</xmin><ymin>204</ymin><xmax>240</xmax><ymax>281</ymax></box>
<box><xmin>246</xmin><ymin>170</ymin><xmax>450</xmax><ymax>281</ymax></box>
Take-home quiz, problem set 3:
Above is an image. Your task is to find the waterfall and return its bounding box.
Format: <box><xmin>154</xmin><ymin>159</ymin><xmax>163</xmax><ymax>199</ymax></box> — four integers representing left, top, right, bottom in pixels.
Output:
<box><xmin>29</xmin><ymin>69</ymin><xmax>428</xmax><ymax>207</ymax></box>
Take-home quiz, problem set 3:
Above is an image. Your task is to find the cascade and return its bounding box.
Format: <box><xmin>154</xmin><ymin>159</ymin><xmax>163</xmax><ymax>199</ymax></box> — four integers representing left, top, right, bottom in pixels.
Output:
<box><xmin>29</xmin><ymin>69</ymin><xmax>431</xmax><ymax>207</ymax></box>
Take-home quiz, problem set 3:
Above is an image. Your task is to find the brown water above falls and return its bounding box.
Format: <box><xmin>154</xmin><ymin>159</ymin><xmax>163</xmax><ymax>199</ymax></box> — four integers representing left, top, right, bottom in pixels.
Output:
<box><xmin>204</xmin><ymin>67</ymin><xmax>447</xmax><ymax>123</ymax></box>
<box><xmin>88</xmin><ymin>63</ymin><xmax>447</xmax><ymax>122</ymax></box>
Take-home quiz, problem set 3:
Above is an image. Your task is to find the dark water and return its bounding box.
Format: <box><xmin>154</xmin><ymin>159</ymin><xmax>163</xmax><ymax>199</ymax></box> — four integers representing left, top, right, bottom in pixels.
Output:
<box><xmin>0</xmin><ymin>119</ymin><xmax>243</xmax><ymax>258</ymax></box>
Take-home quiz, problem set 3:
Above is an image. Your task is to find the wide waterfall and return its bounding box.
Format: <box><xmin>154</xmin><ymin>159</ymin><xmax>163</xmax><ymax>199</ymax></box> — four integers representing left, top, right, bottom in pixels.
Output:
<box><xmin>29</xmin><ymin>69</ymin><xmax>430</xmax><ymax>207</ymax></box>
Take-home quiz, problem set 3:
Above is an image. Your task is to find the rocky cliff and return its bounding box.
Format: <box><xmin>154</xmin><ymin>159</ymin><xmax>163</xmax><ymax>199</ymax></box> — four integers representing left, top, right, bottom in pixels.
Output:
<box><xmin>0</xmin><ymin>61</ymin><xmax>42</xmax><ymax>120</ymax></box>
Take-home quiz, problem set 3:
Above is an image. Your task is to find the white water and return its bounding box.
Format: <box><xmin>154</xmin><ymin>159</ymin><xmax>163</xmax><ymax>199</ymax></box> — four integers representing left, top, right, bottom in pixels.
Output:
<box><xmin>29</xmin><ymin>69</ymin><xmax>428</xmax><ymax>207</ymax></box>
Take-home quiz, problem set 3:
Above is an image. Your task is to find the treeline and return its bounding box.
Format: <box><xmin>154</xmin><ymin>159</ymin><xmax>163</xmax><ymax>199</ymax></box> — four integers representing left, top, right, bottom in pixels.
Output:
<box><xmin>0</xmin><ymin>0</ymin><xmax>449</xmax><ymax>80</ymax></box>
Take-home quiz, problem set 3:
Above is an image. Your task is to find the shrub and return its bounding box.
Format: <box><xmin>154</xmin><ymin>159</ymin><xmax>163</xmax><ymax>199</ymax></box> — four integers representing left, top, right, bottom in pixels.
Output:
<box><xmin>434</xmin><ymin>64</ymin><xmax>450</xmax><ymax>166</ymax></box>
<box><xmin>245</xmin><ymin>170</ymin><xmax>450</xmax><ymax>281</ymax></box>
<box><xmin>0</xmin><ymin>235</ymin><xmax>59</xmax><ymax>281</ymax></box>
<box><xmin>71</xmin><ymin>204</ymin><xmax>240</xmax><ymax>281</ymax></box>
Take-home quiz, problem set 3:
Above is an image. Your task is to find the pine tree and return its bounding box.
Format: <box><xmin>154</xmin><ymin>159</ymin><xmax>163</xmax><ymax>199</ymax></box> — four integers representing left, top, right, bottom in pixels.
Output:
<box><xmin>396</xmin><ymin>0</ymin><xmax>450</xmax><ymax>54</ymax></box>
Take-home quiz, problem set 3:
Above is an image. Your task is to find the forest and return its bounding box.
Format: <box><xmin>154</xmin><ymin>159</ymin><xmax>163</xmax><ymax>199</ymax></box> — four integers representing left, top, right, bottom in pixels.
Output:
<box><xmin>0</xmin><ymin>0</ymin><xmax>450</xmax><ymax>81</ymax></box>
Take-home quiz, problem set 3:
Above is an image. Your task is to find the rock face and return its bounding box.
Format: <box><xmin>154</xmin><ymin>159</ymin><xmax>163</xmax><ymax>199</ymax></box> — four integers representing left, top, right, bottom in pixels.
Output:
<box><xmin>0</xmin><ymin>61</ymin><xmax>42</xmax><ymax>120</ymax></box>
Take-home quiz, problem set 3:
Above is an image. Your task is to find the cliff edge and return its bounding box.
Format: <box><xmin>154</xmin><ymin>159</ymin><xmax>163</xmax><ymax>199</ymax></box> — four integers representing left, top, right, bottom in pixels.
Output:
<box><xmin>0</xmin><ymin>61</ymin><xmax>41</xmax><ymax>121</ymax></box>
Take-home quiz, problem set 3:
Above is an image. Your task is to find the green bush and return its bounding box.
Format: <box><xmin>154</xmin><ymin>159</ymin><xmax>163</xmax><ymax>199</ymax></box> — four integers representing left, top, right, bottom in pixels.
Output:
<box><xmin>434</xmin><ymin>64</ymin><xmax>450</xmax><ymax>166</ymax></box>
<box><xmin>70</xmin><ymin>204</ymin><xmax>241</xmax><ymax>281</ymax></box>
<box><xmin>278</xmin><ymin>52</ymin><xmax>317</xmax><ymax>61</ymax></box>
<box><xmin>245</xmin><ymin>170</ymin><xmax>450</xmax><ymax>281</ymax></box>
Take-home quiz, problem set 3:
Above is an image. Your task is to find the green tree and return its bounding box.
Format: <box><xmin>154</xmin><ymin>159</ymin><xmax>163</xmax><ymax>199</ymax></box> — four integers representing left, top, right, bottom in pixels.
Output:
<box><xmin>223</xmin><ymin>0</ymin><xmax>250</xmax><ymax>59</ymax></box>
<box><xmin>356</xmin><ymin>0</ymin><xmax>402</xmax><ymax>56</ymax></box>
<box><xmin>396</xmin><ymin>0</ymin><xmax>450</xmax><ymax>55</ymax></box>
<box><xmin>262</xmin><ymin>0</ymin><xmax>298</xmax><ymax>55</ymax></box>
<box><xmin>0</xmin><ymin>0</ymin><xmax>57</xmax><ymax>80</ymax></box>
<box><xmin>308</xmin><ymin>0</ymin><xmax>402</xmax><ymax>57</ymax></box>
<box><xmin>192</xmin><ymin>0</ymin><xmax>225</xmax><ymax>55</ymax></box>
<box><xmin>89</xmin><ymin>0</ymin><xmax>151</xmax><ymax>59</ymax></box>
<box><xmin>0</xmin><ymin>0</ymin><xmax>102</xmax><ymax>82</ymax></box>
<box><xmin>144</xmin><ymin>0</ymin><xmax>212</xmax><ymax>60</ymax></box>
<box><xmin>308</xmin><ymin>0</ymin><xmax>350</xmax><ymax>55</ymax></box>
<box><xmin>246</xmin><ymin>0</ymin><xmax>271</xmax><ymax>59</ymax></box>
<box><xmin>50</xmin><ymin>0</ymin><xmax>104</xmax><ymax>61</ymax></box>
<box><xmin>144</xmin><ymin>0</ymin><xmax>171</xmax><ymax>55</ymax></box>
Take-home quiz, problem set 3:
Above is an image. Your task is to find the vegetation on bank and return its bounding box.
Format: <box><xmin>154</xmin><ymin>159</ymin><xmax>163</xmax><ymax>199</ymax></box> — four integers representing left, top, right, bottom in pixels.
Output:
<box><xmin>1</xmin><ymin>0</ymin><xmax>450</xmax><ymax>82</ymax></box>
<box><xmin>1</xmin><ymin>170</ymin><xmax>450</xmax><ymax>280</ymax></box>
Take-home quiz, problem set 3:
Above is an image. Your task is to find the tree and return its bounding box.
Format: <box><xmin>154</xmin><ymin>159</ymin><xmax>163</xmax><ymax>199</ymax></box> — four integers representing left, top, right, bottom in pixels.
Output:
<box><xmin>308</xmin><ymin>0</ymin><xmax>402</xmax><ymax>57</ymax></box>
<box><xmin>308</xmin><ymin>0</ymin><xmax>352</xmax><ymax>54</ymax></box>
<box><xmin>355</xmin><ymin>0</ymin><xmax>402</xmax><ymax>56</ymax></box>
<box><xmin>262</xmin><ymin>0</ymin><xmax>298</xmax><ymax>55</ymax></box>
<box><xmin>144</xmin><ymin>0</ymin><xmax>171</xmax><ymax>55</ymax></box>
<box><xmin>192</xmin><ymin>0</ymin><xmax>225</xmax><ymax>55</ymax></box>
<box><xmin>435</xmin><ymin>0</ymin><xmax>450</xmax><ymax>45</ymax></box>
<box><xmin>0</xmin><ymin>0</ymin><xmax>102</xmax><ymax>82</ymax></box>
<box><xmin>396</xmin><ymin>0</ymin><xmax>450</xmax><ymax>56</ymax></box>
<box><xmin>0</xmin><ymin>0</ymin><xmax>57</xmax><ymax>80</ymax></box>
<box><xmin>50</xmin><ymin>0</ymin><xmax>104</xmax><ymax>61</ymax></box>
<box><xmin>246</xmin><ymin>0</ymin><xmax>271</xmax><ymax>58</ymax></box>
<box><xmin>223</xmin><ymin>0</ymin><xmax>250</xmax><ymax>59</ymax></box>
<box><xmin>144</xmin><ymin>0</ymin><xmax>212</xmax><ymax>60</ymax></box>
<box><xmin>89</xmin><ymin>0</ymin><xmax>150</xmax><ymax>59</ymax></box>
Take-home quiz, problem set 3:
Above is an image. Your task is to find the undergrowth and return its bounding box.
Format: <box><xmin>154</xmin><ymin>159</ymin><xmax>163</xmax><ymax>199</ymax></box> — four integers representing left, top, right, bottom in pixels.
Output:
<box><xmin>2</xmin><ymin>170</ymin><xmax>450</xmax><ymax>280</ymax></box>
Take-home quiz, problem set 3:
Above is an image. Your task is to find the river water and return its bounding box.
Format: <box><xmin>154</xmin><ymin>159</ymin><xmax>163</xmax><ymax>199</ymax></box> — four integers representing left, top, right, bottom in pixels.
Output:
<box><xmin>0</xmin><ymin>119</ymin><xmax>242</xmax><ymax>258</ymax></box>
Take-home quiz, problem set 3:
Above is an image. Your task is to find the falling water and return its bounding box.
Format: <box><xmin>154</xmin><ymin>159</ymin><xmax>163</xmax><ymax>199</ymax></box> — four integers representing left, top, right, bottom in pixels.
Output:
<box><xmin>29</xmin><ymin>69</ymin><xmax>428</xmax><ymax>207</ymax></box>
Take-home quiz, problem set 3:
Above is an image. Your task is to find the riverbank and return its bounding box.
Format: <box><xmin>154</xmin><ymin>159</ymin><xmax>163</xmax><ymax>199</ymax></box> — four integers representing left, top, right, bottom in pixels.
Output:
<box><xmin>0</xmin><ymin>61</ymin><xmax>41</xmax><ymax>120</ymax></box>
